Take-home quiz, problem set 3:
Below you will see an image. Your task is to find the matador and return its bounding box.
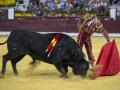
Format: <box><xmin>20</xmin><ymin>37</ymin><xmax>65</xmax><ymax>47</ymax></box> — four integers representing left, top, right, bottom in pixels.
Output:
<box><xmin>77</xmin><ymin>13</ymin><xmax>110</xmax><ymax>68</ymax></box>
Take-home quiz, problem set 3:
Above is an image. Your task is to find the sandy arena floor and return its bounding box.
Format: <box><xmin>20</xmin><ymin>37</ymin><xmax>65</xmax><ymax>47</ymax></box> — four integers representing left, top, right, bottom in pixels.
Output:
<box><xmin>0</xmin><ymin>36</ymin><xmax>120</xmax><ymax>90</ymax></box>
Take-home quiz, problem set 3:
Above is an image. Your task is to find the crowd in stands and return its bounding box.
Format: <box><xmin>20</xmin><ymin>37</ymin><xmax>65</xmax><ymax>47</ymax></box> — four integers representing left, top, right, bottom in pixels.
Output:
<box><xmin>1</xmin><ymin>0</ymin><xmax>119</xmax><ymax>17</ymax></box>
<box><xmin>25</xmin><ymin>0</ymin><xmax>118</xmax><ymax>17</ymax></box>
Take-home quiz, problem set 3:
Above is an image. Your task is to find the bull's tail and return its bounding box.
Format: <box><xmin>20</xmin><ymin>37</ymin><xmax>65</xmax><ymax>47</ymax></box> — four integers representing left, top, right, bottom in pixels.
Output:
<box><xmin>0</xmin><ymin>40</ymin><xmax>7</xmax><ymax>45</ymax></box>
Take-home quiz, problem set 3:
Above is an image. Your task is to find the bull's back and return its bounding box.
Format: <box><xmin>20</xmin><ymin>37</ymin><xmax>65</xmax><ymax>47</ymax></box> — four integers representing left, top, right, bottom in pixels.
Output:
<box><xmin>7</xmin><ymin>30</ymin><xmax>78</xmax><ymax>52</ymax></box>
<box><xmin>7</xmin><ymin>29</ymin><xmax>55</xmax><ymax>49</ymax></box>
<box><xmin>7</xmin><ymin>29</ymin><xmax>29</xmax><ymax>41</ymax></box>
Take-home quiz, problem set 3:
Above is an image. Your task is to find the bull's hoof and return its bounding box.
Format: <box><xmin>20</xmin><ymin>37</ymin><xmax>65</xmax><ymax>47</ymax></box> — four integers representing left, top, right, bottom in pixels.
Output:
<box><xmin>0</xmin><ymin>73</ymin><xmax>4</xmax><ymax>78</ymax></box>
<box><xmin>59</xmin><ymin>74</ymin><xmax>69</xmax><ymax>79</ymax></box>
<box><xmin>29</xmin><ymin>61</ymin><xmax>35</xmax><ymax>65</ymax></box>
<box><xmin>29</xmin><ymin>61</ymin><xmax>41</xmax><ymax>65</ymax></box>
<box><xmin>14</xmin><ymin>73</ymin><xmax>18</xmax><ymax>76</ymax></box>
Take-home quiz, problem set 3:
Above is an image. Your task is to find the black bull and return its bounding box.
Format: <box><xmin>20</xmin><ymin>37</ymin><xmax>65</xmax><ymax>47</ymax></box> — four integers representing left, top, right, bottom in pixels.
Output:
<box><xmin>0</xmin><ymin>30</ymin><xmax>89</xmax><ymax>78</ymax></box>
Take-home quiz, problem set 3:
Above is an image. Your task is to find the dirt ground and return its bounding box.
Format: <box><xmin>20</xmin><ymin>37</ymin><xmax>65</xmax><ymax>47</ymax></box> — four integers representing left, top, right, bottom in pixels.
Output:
<box><xmin>0</xmin><ymin>36</ymin><xmax>120</xmax><ymax>90</ymax></box>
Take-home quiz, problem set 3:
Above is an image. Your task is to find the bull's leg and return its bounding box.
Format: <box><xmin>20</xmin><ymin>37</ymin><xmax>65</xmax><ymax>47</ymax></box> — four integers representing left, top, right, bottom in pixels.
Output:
<box><xmin>11</xmin><ymin>55</ymin><xmax>25</xmax><ymax>75</ymax></box>
<box><xmin>28</xmin><ymin>55</ymin><xmax>36</xmax><ymax>64</ymax></box>
<box><xmin>63</xmin><ymin>64</ymin><xmax>68</xmax><ymax>74</ymax></box>
<box><xmin>55</xmin><ymin>63</ymin><xmax>69</xmax><ymax>79</ymax></box>
<box><xmin>11</xmin><ymin>61</ymin><xmax>18</xmax><ymax>75</ymax></box>
<box><xmin>1</xmin><ymin>54</ymin><xmax>9</xmax><ymax>76</ymax></box>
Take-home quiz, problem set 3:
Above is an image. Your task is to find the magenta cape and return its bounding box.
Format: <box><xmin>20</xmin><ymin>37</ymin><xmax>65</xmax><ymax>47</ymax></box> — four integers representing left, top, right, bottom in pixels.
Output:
<box><xmin>96</xmin><ymin>39</ymin><xmax>120</xmax><ymax>76</ymax></box>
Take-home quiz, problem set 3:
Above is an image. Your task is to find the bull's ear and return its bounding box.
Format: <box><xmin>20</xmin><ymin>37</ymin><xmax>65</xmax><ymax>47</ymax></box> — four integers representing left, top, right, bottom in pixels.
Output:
<box><xmin>78</xmin><ymin>48</ymin><xmax>85</xmax><ymax>57</ymax></box>
<box><xmin>81</xmin><ymin>58</ymin><xmax>89</xmax><ymax>69</ymax></box>
<box><xmin>82</xmin><ymin>63</ymin><xmax>87</xmax><ymax>69</ymax></box>
<box><xmin>72</xmin><ymin>50</ymin><xmax>77</xmax><ymax>57</ymax></box>
<box><xmin>72</xmin><ymin>50</ymin><xmax>79</xmax><ymax>60</ymax></box>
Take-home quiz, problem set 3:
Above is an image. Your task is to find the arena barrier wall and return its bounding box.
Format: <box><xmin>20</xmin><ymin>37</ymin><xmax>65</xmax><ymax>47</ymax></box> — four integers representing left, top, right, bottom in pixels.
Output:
<box><xmin>0</xmin><ymin>17</ymin><xmax>120</xmax><ymax>37</ymax></box>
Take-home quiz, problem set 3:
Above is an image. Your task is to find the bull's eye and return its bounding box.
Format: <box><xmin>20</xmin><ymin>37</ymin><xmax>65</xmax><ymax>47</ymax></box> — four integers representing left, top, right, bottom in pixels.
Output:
<box><xmin>15</xmin><ymin>37</ymin><xmax>18</xmax><ymax>40</ymax></box>
<box><xmin>58</xmin><ymin>48</ymin><xmax>61</xmax><ymax>50</ymax></box>
<box><xmin>82</xmin><ymin>64</ymin><xmax>87</xmax><ymax>69</ymax></box>
<box><xmin>13</xmin><ymin>47</ymin><xmax>17</xmax><ymax>50</ymax></box>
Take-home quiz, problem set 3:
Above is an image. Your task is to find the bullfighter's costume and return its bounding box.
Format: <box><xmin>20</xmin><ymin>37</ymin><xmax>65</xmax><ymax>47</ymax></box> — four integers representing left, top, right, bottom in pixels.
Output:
<box><xmin>77</xmin><ymin>14</ymin><xmax>120</xmax><ymax>79</ymax></box>
<box><xmin>77</xmin><ymin>13</ymin><xmax>110</xmax><ymax>67</ymax></box>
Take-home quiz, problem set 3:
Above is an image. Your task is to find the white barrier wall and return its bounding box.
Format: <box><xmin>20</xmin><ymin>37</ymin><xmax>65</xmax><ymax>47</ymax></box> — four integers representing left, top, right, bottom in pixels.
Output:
<box><xmin>0</xmin><ymin>32</ymin><xmax>120</xmax><ymax>37</ymax></box>
<box><xmin>8</xmin><ymin>8</ymin><xmax>14</xmax><ymax>19</ymax></box>
<box><xmin>110</xmin><ymin>8</ymin><xmax>116</xmax><ymax>20</ymax></box>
